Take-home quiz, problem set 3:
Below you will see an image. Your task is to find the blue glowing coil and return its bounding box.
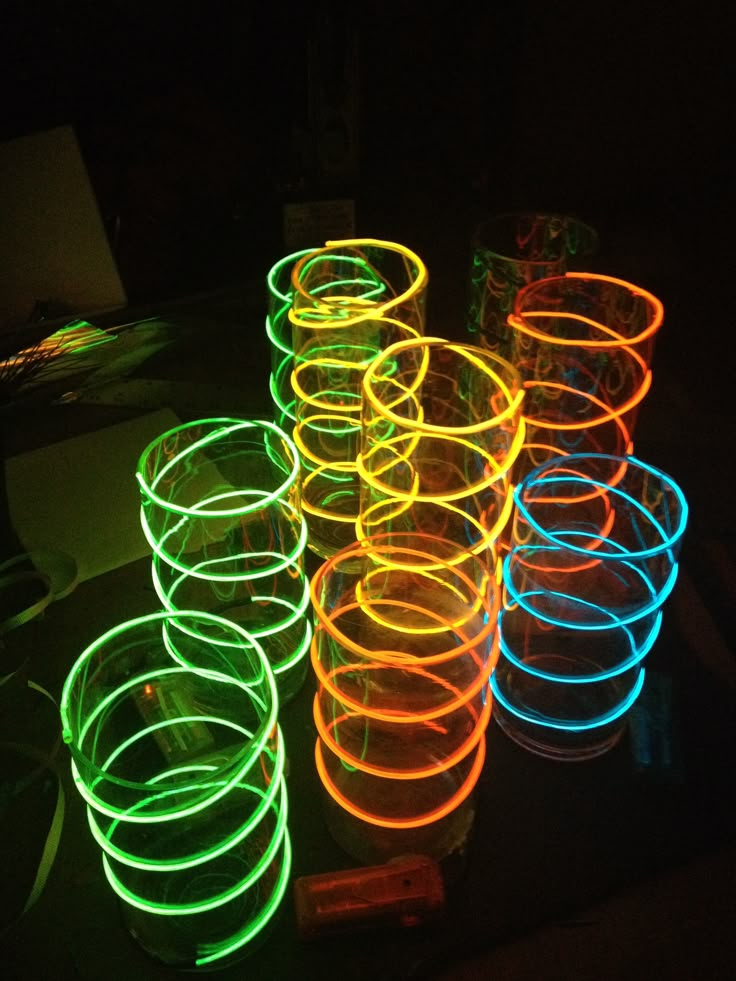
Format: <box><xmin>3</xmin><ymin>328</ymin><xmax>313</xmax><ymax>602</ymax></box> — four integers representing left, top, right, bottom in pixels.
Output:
<box><xmin>490</xmin><ymin>666</ymin><xmax>646</xmax><ymax>732</ymax></box>
<box><xmin>490</xmin><ymin>451</ymin><xmax>687</xmax><ymax>759</ymax></box>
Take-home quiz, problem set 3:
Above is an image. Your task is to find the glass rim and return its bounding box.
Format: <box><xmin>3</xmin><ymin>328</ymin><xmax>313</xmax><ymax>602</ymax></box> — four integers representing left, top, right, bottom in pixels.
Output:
<box><xmin>473</xmin><ymin>211</ymin><xmax>598</xmax><ymax>265</ymax></box>
<box><xmin>288</xmin><ymin>237</ymin><xmax>428</xmax><ymax>329</ymax></box>
<box><xmin>362</xmin><ymin>336</ymin><xmax>524</xmax><ymax>435</ymax></box>
<box><xmin>510</xmin><ymin>272</ymin><xmax>664</xmax><ymax>349</ymax></box>
<box><xmin>513</xmin><ymin>453</ymin><xmax>688</xmax><ymax>559</ymax></box>
<box><xmin>267</xmin><ymin>247</ymin><xmax>316</xmax><ymax>304</ymax></box>
<box><xmin>136</xmin><ymin>417</ymin><xmax>299</xmax><ymax>518</ymax></box>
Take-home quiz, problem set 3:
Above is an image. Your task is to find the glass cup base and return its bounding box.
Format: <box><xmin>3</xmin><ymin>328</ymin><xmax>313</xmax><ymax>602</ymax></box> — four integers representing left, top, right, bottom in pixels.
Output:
<box><xmin>123</xmin><ymin>902</ymin><xmax>283</xmax><ymax>972</ymax></box>
<box><xmin>492</xmin><ymin>701</ymin><xmax>626</xmax><ymax>761</ymax></box>
<box><xmin>321</xmin><ymin>789</ymin><xmax>477</xmax><ymax>866</ymax></box>
<box><xmin>120</xmin><ymin>833</ymin><xmax>289</xmax><ymax>970</ymax></box>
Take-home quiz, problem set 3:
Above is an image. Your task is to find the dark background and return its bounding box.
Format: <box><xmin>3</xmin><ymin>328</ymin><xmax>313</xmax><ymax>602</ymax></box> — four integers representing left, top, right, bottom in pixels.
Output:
<box><xmin>1</xmin><ymin>4</ymin><xmax>735</xmax><ymax>979</ymax></box>
<box><xmin>2</xmin><ymin>0</ymin><xmax>733</xmax><ymax>504</ymax></box>
<box><xmin>1</xmin><ymin>2</ymin><xmax>731</xmax><ymax>332</ymax></box>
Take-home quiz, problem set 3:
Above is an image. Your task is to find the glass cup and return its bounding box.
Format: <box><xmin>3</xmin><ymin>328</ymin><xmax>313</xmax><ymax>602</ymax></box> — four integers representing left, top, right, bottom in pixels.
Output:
<box><xmin>358</xmin><ymin>337</ymin><xmax>525</xmax><ymax>560</ymax></box>
<box><xmin>310</xmin><ymin>534</ymin><xmax>499</xmax><ymax>863</ymax></box>
<box><xmin>491</xmin><ymin>453</ymin><xmax>688</xmax><ymax>760</ymax></box>
<box><xmin>137</xmin><ymin>418</ymin><xmax>311</xmax><ymax>705</ymax></box>
<box><xmin>289</xmin><ymin>238</ymin><xmax>428</xmax><ymax>559</ymax></box>
<box><xmin>59</xmin><ymin>610</ymin><xmax>291</xmax><ymax>968</ymax></box>
<box><xmin>467</xmin><ymin>212</ymin><xmax>598</xmax><ymax>356</ymax></box>
<box><xmin>508</xmin><ymin>272</ymin><xmax>664</xmax><ymax>480</ymax></box>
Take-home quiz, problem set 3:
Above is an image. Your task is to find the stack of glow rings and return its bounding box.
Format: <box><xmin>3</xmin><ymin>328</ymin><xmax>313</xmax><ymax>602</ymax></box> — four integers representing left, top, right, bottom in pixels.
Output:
<box><xmin>289</xmin><ymin>238</ymin><xmax>428</xmax><ymax>559</ymax></box>
<box><xmin>508</xmin><ymin>273</ymin><xmax>664</xmax><ymax>479</ymax></box>
<box><xmin>310</xmin><ymin>535</ymin><xmax>499</xmax><ymax>862</ymax></box>
<box><xmin>357</xmin><ymin>337</ymin><xmax>525</xmax><ymax>559</ymax></box>
<box><xmin>60</xmin><ymin>611</ymin><xmax>291</xmax><ymax>968</ymax></box>
<box><xmin>137</xmin><ymin>418</ymin><xmax>311</xmax><ymax>705</ymax></box>
<box><xmin>491</xmin><ymin>454</ymin><xmax>688</xmax><ymax>760</ymax></box>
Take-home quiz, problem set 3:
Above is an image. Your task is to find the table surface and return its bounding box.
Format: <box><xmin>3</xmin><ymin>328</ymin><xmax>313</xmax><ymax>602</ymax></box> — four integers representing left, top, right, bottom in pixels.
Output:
<box><xmin>1</xmin><ymin>284</ymin><xmax>734</xmax><ymax>980</ymax></box>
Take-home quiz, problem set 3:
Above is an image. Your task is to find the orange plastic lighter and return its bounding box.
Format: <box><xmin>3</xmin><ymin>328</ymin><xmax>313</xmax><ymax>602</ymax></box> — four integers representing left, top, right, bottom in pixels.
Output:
<box><xmin>294</xmin><ymin>855</ymin><xmax>445</xmax><ymax>940</ymax></box>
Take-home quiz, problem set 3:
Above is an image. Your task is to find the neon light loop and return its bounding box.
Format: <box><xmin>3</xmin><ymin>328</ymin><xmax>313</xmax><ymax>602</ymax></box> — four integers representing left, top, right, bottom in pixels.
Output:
<box><xmin>150</xmin><ymin>560</ymin><xmax>313</xmax><ymax>677</ymax></box>
<box><xmin>287</xmin><ymin>239</ymin><xmax>428</xmax><ymax>557</ymax></box>
<box><xmin>60</xmin><ymin>610</ymin><xmax>291</xmax><ymax>966</ymax></box>
<box><xmin>86</xmin><ymin>739</ymin><xmax>286</xmax><ymax>870</ymax></box>
<box><xmin>492</xmin><ymin>453</ymin><xmax>687</xmax><ymax>753</ymax></box>
<box><xmin>503</xmin><ymin>550</ymin><xmax>680</xmax><ymax>628</ymax></box>
<box><xmin>314</xmin><ymin>731</ymin><xmax>487</xmax><ymax>830</ymax></box>
<box><xmin>137</xmin><ymin>418</ymin><xmax>311</xmax><ymax>703</ymax></box>
<box><xmin>490</xmin><ymin>668</ymin><xmax>646</xmax><ymax>732</ymax></box>
<box><xmin>358</xmin><ymin>337</ymin><xmax>525</xmax><ymax>556</ymax></box>
<box><xmin>62</xmin><ymin>616</ymin><xmax>278</xmax><ymax>822</ymax></box>
<box><xmin>513</xmin><ymin>454</ymin><xmax>688</xmax><ymax>560</ymax></box>
<box><xmin>506</xmin><ymin>273</ymin><xmax>663</xmax><ymax>477</ymax></box>
<box><xmin>314</xmin><ymin>688</ymin><xmax>492</xmax><ymax>780</ymax></box>
<box><xmin>137</xmin><ymin>418</ymin><xmax>299</xmax><ymax>518</ymax></box>
<box><xmin>101</xmin><ymin>780</ymin><xmax>289</xmax><ymax>915</ymax></box>
<box><xmin>265</xmin><ymin>247</ymin><xmax>386</xmax><ymax>426</ymax></box>
<box><xmin>511</xmin><ymin>272</ymin><xmax>664</xmax><ymax>350</ymax></box>
<box><xmin>310</xmin><ymin>536</ymin><xmax>500</xmax><ymax>830</ymax></box>
<box><xmin>497</xmin><ymin>605</ymin><xmax>663</xmax><ymax>681</ymax></box>
<box><xmin>290</xmin><ymin>240</ymin><xmax>428</xmax><ymax>331</ymax></box>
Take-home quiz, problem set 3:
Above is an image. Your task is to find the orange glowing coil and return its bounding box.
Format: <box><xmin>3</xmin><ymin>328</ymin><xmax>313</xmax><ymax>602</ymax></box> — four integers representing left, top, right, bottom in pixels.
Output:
<box><xmin>314</xmin><ymin>729</ymin><xmax>487</xmax><ymax>830</ymax></box>
<box><xmin>506</xmin><ymin>272</ymin><xmax>663</xmax><ymax>482</ymax></box>
<box><xmin>510</xmin><ymin>272</ymin><xmax>663</xmax><ymax>351</ymax></box>
<box><xmin>310</xmin><ymin>535</ymin><xmax>499</xmax><ymax>832</ymax></box>
<box><xmin>313</xmin><ymin>683</ymin><xmax>492</xmax><ymax>779</ymax></box>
